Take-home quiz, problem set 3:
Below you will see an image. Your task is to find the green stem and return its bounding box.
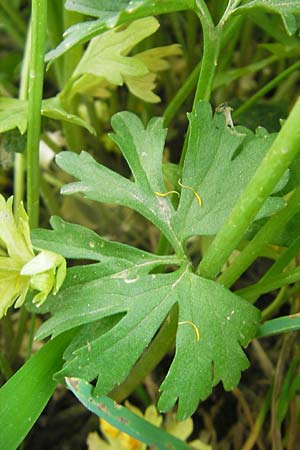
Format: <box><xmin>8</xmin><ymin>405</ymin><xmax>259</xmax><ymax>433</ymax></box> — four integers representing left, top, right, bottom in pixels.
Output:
<box><xmin>14</xmin><ymin>21</ymin><xmax>32</xmax><ymax>211</ymax></box>
<box><xmin>197</xmin><ymin>95</ymin><xmax>300</xmax><ymax>279</ymax></box>
<box><xmin>163</xmin><ymin>61</ymin><xmax>201</xmax><ymax>127</ymax></box>
<box><xmin>26</xmin><ymin>0</ymin><xmax>47</xmax><ymax>228</ymax></box>
<box><xmin>179</xmin><ymin>4</ymin><xmax>219</xmax><ymax>166</ymax></box>
<box><xmin>257</xmin><ymin>314</ymin><xmax>300</xmax><ymax>338</ymax></box>
<box><xmin>242</xmin><ymin>235</ymin><xmax>300</xmax><ymax>305</ymax></box>
<box><xmin>264</xmin><ymin>235</ymin><xmax>300</xmax><ymax>280</ymax></box>
<box><xmin>218</xmin><ymin>188</ymin><xmax>300</xmax><ymax>288</ymax></box>
<box><xmin>235</xmin><ymin>266</ymin><xmax>300</xmax><ymax>303</ymax></box>
<box><xmin>194</xmin><ymin>16</ymin><xmax>220</xmax><ymax>103</ymax></box>
<box><xmin>47</xmin><ymin>0</ymin><xmax>64</xmax><ymax>88</ymax></box>
<box><xmin>61</xmin><ymin>9</ymin><xmax>85</xmax><ymax>153</ymax></box>
<box><xmin>261</xmin><ymin>287</ymin><xmax>287</xmax><ymax>321</ymax></box>
<box><xmin>233</xmin><ymin>61</ymin><xmax>300</xmax><ymax>119</ymax></box>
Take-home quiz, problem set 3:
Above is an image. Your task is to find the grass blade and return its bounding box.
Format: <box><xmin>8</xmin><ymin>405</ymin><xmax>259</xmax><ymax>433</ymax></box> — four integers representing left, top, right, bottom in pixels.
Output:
<box><xmin>66</xmin><ymin>377</ymin><xmax>191</xmax><ymax>450</ymax></box>
<box><xmin>0</xmin><ymin>331</ymin><xmax>73</xmax><ymax>450</ymax></box>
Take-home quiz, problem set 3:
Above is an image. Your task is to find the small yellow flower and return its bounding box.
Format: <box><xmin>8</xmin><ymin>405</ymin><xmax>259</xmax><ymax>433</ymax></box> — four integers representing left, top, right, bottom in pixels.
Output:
<box><xmin>0</xmin><ymin>195</ymin><xmax>66</xmax><ymax>318</ymax></box>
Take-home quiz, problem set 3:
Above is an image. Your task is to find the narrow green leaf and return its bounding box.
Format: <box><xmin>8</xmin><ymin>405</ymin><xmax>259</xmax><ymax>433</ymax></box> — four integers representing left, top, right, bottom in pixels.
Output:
<box><xmin>0</xmin><ymin>331</ymin><xmax>73</xmax><ymax>450</ymax></box>
<box><xmin>257</xmin><ymin>314</ymin><xmax>300</xmax><ymax>337</ymax></box>
<box><xmin>66</xmin><ymin>377</ymin><xmax>191</xmax><ymax>450</ymax></box>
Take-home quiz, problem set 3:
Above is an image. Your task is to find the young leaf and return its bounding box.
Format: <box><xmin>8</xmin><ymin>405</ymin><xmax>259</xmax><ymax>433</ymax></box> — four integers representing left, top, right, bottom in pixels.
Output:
<box><xmin>46</xmin><ymin>0</ymin><xmax>192</xmax><ymax>64</ymax></box>
<box><xmin>65</xmin><ymin>18</ymin><xmax>182</xmax><ymax>103</ymax></box>
<box><xmin>73</xmin><ymin>18</ymin><xmax>157</xmax><ymax>86</ymax></box>
<box><xmin>36</xmin><ymin>264</ymin><xmax>260</xmax><ymax>420</ymax></box>
<box><xmin>236</xmin><ymin>0</ymin><xmax>300</xmax><ymax>34</ymax></box>
<box><xmin>172</xmin><ymin>101</ymin><xmax>287</xmax><ymax>241</ymax></box>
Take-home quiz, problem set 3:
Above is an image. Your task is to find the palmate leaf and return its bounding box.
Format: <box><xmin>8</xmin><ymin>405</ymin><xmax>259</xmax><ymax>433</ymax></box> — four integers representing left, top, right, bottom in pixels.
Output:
<box><xmin>56</xmin><ymin>101</ymin><xmax>286</xmax><ymax>249</ymax></box>
<box><xmin>36</xmin><ymin>102</ymin><xmax>282</xmax><ymax>418</ymax></box>
<box><xmin>36</xmin><ymin>258</ymin><xmax>260</xmax><ymax>420</ymax></box>
<box><xmin>236</xmin><ymin>0</ymin><xmax>300</xmax><ymax>34</ymax></box>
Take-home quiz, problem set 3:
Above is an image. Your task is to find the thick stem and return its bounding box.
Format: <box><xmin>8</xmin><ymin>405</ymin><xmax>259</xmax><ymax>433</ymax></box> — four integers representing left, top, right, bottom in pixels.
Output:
<box><xmin>180</xmin><ymin>4</ymin><xmax>220</xmax><ymax>166</ymax></box>
<box><xmin>193</xmin><ymin>20</ymin><xmax>220</xmax><ymax>103</ymax></box>
<box><xmin>26</xmin><ymin>0</ymin><xmax>47</xmax><ymax>228</ymax></box>
<box><xmin>235</xmin><ymin>266</ymin><xmax>300</xmax><ymax>303</ymax></box>
<box><xmin>197</xmin><ymin>95</ymin><xmax>300</xmax><ymax>279</ymax></box>
<box><xmin>218</xmin><ymin>188</ymin><xmax>300</xmax><ymax>288</ymax></box>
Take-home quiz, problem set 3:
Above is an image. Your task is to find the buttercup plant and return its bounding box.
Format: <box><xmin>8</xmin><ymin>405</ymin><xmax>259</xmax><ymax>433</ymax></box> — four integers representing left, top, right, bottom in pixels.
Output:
<box><xmin>1</xmin><ymin>1</ymin><xmax>300</xmax><ymax>449</ymax></box>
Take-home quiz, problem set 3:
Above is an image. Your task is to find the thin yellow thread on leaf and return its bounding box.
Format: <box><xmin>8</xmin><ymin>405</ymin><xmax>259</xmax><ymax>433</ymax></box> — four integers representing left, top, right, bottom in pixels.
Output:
<box><xmin>178</xmin><ymin>320</ymin><xmax>200</xmax><ymax>341</ymax></box>
<box><xmin>154</xmin><ymin>190</ymin><xmax>180</xmax><ymax>198</ymax></box>
<box><xmin>178</xmin><ymin>179</ymin><xmax>202</xmax><ymax>206</ymax></box>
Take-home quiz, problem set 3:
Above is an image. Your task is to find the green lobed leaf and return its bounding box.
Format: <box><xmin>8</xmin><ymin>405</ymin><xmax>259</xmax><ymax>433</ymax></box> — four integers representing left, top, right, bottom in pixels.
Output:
<box><xmin>172</xmin><ymin>101</ymin><xmax>287</xmax><ymax>241</ymax></box>
<box><xmin>56</xmin><ymin>102</ymin><xmax>287</xmax><ymax>250</ymax></box>
<box><xmin>45</xmin><ymin>0</ymin><xmax>192</xmax><ymax>64</ymax></box>
<box><xmin>36</xmin><ymin>262</ymin><xmax>260</xmax><ymax>420</ymax></box>
<box><xmin>236</xmin><ymin>0</ymin><xmax>300</xmax><ymax>34</ymax></box>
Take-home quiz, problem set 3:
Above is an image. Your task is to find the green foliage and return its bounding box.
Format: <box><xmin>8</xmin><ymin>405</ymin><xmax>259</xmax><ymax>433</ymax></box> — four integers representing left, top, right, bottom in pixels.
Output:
<box><xmin>55</xmin><ymin>102</ymin><xmax>287</xmax><ymax>248</ymax></box>
<box><xmin>64</xmin><ymin>17</ymin><xmax>182</xmax><ymax>103</ymax></box>
<box><xmin>31</xmin><ymin>101</ymin><xmax>271</xmax><ymax>420</ymax></box>
<box><xmin>46</xmin><ymin>0</ymin><xmax>192</xmax><ymax>64</ymax></box>
<box><xmin>66</xmin><ymin>377</ymin><xmax>191</xmax><ymax>450</ymax></box>
<box><xmin>0</xmin><ymin>332</ymin><xmax>74</xmax><ymax>450</ymax></box>
<box><xmin>2</xmin><ymin>0</ymin><xmax>300</xmax><ymax>447</ymax></box>
<box><xmin>0</xmin><ymin>96</ymin><xmax>95</xmax><ymax>136</ymax></box>
<box><xmin>236</xmin><ymin>0</ymin><xmax>300</xmax><ymax>34</ymax></box>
